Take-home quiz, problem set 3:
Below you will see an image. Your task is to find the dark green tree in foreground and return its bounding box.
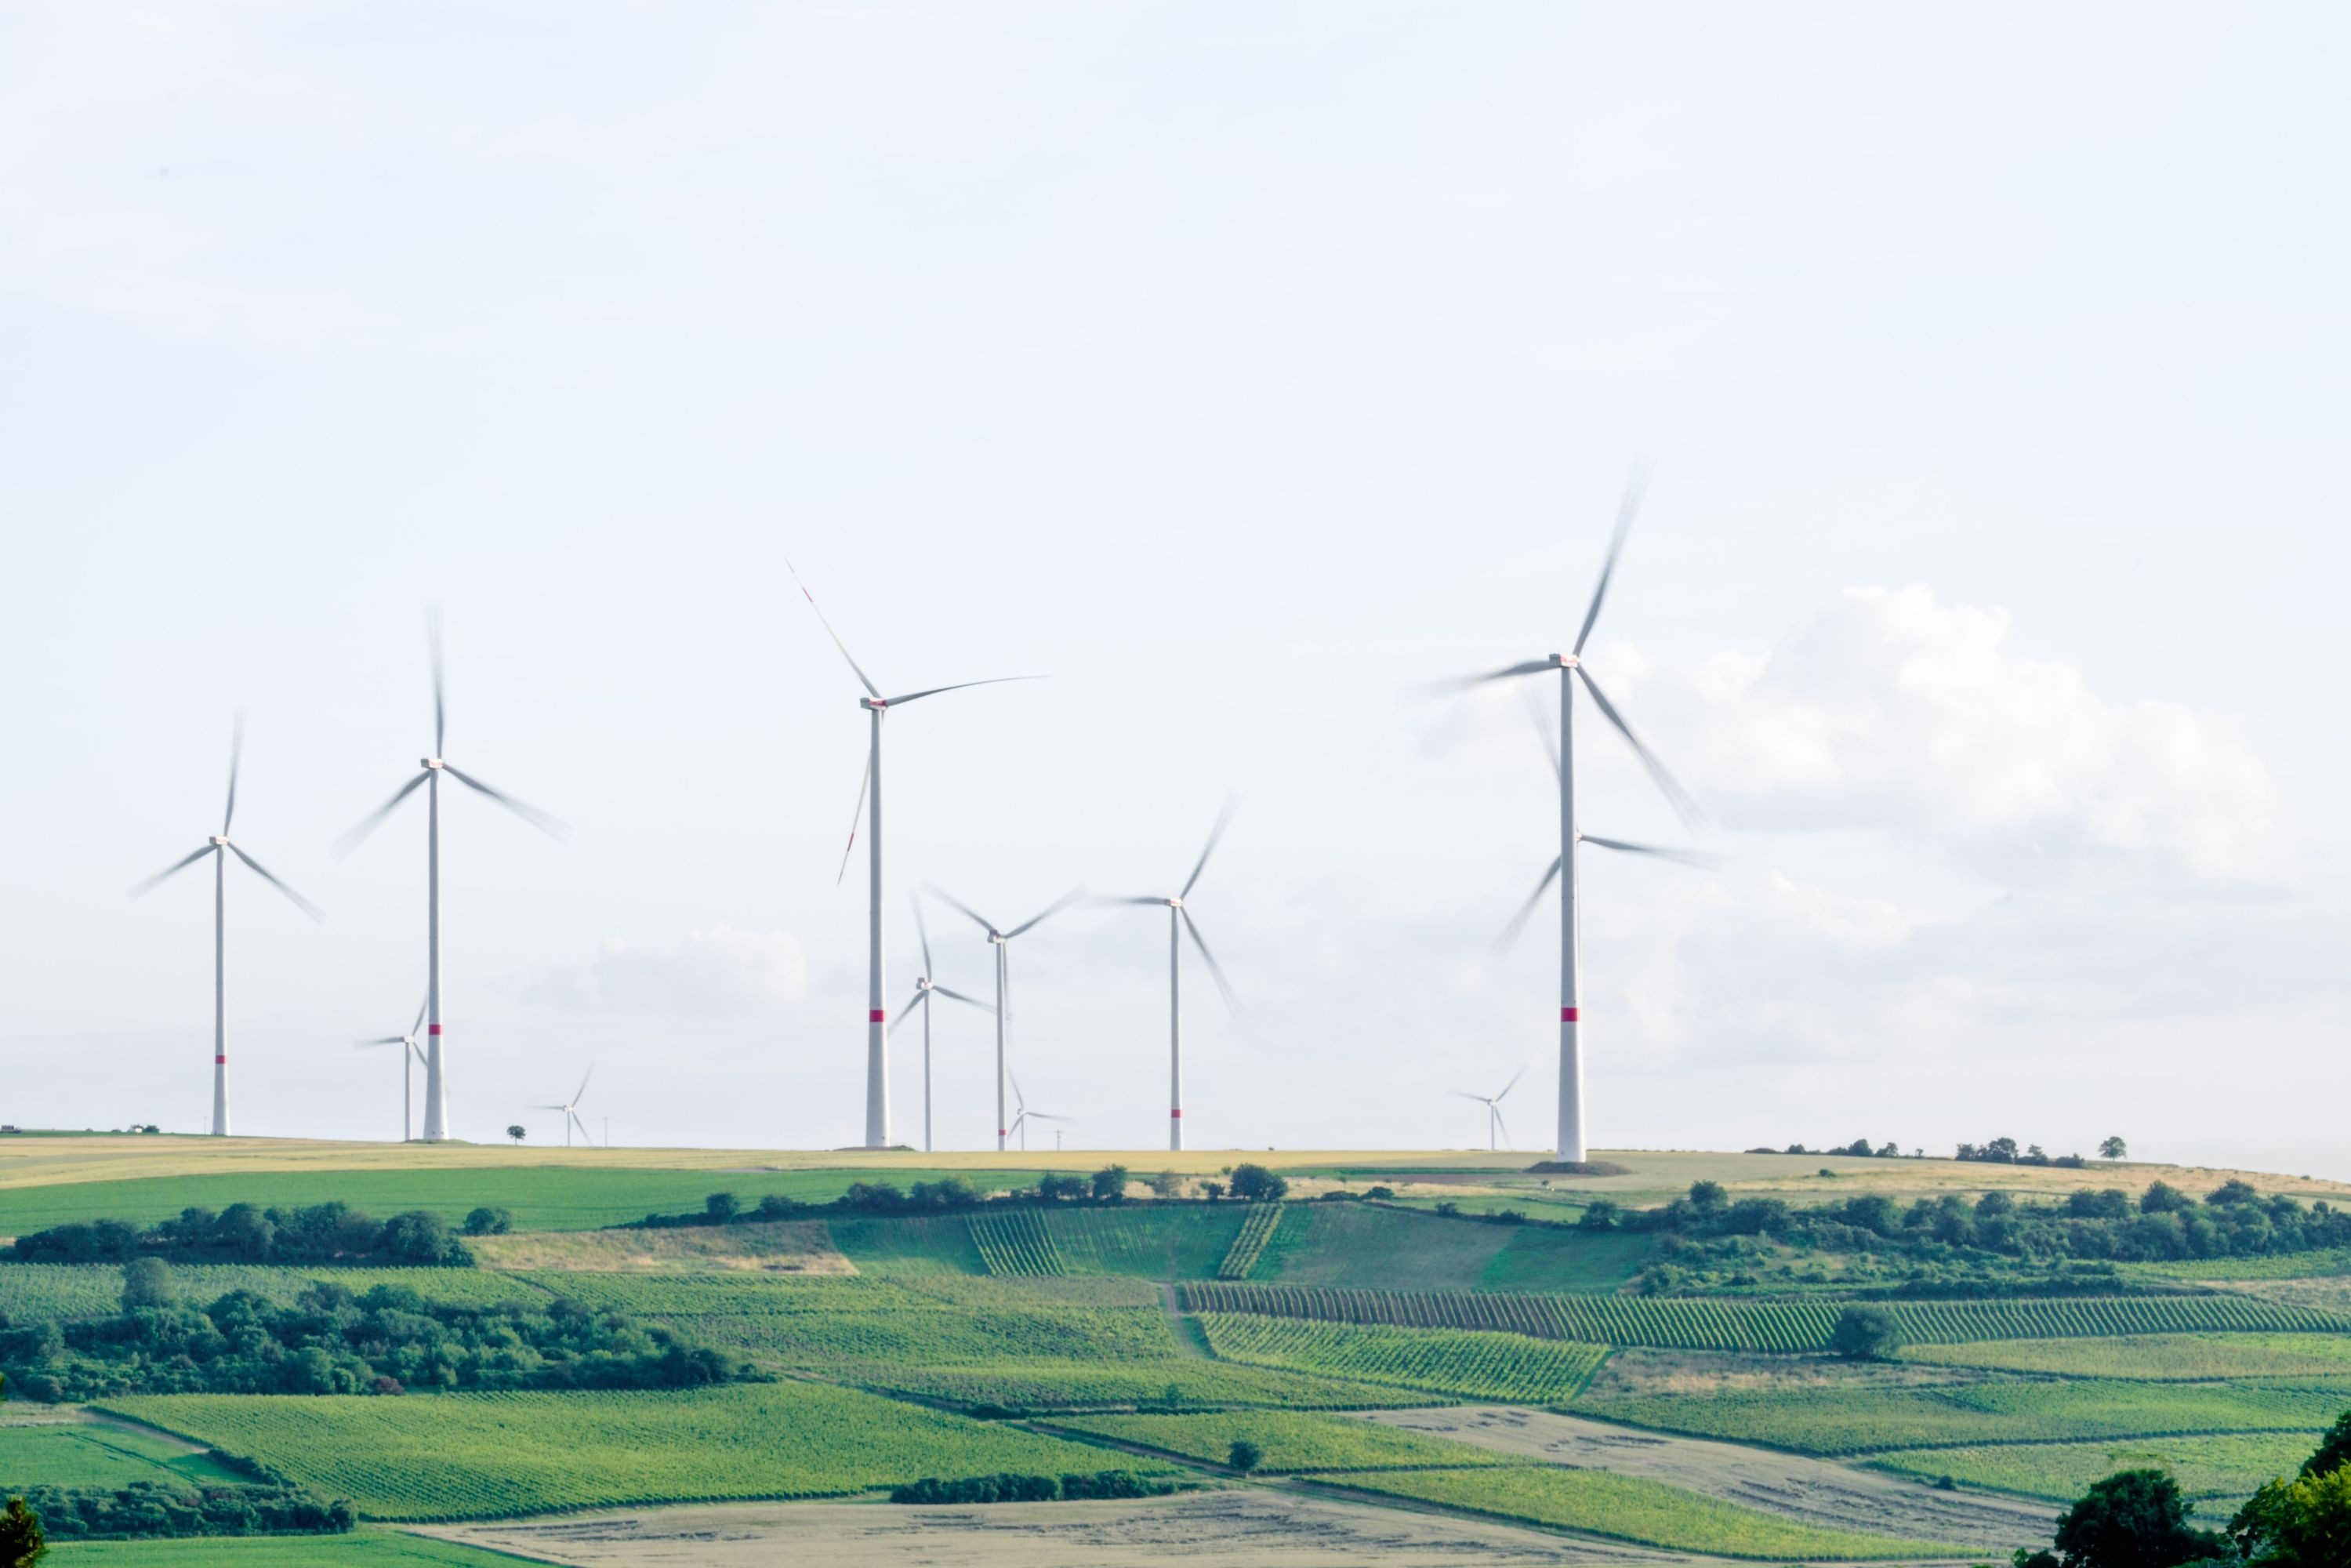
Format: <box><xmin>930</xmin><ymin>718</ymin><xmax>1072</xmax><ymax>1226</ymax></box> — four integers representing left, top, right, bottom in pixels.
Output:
<box><xmin>2019</xmin><ymin>1469</ymin><xmax>2222</xmax><ymax>1568</ymax></box>
<box><xmin>1830</xmin><ymin>1305</ymin><xmax>1903</xmax><ymax>1362</ymax></box>
<box><xmin>463</xmin><ymin>1207</ymin><xmax>513</xmax><ymax>1236</ymax></box>
<box><xmin>1090</xmin><ymin>1166</ymin><xmax>1130</xmax><ymax>1202</ymax></box>
<box><xmin>2229</xmin><ymin>1464</ymin><xmax>2351</xmax><ymax>1566</ymax></box>
<box><xmin>0</xmin><ymin>1497</ymin><xmax>42</xmax><ymax>1567</ymax></box>
<box><xmin>1228</xmin><ymin>1439</ymin><xmax>1263</xmax><ymax>1473</ymax></box>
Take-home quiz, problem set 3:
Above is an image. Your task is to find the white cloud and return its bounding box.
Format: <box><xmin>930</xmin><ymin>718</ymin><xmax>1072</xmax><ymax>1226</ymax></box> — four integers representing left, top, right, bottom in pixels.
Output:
<box><xmin>529</xmin><ymin>925</ymin><xmax>807</xmax><ymax>1016</ymax></box>
<box><xmin>1661</xmin><ymin>586</ymin><xmax>2281</xmax><ymax>882</ymax></box>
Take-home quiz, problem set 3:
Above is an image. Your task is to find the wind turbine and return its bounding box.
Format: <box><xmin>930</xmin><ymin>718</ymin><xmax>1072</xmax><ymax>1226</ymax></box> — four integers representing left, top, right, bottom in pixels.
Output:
<box><xmin>337</xmin><ymin>611</ymin><xmax>565</xmax><ymax>1143</ymax></box>
<box><xmin>888</xmin><ymin>899</ymin><xmax>988</xmax><ymax>1153</ymax></box>
<box><xmin>1438</xmin><ymin>463</ymin><xmax>1707</xmax><ymax>1163</ymax></box>
<box><xmin>927</xmin><ymin>886</ymin><xmax>1082</xmax><ymax>1152</ymax></box>
<box><xmin>536</xmin><ymin>1065</ymin><xmax>596</xmax><ymax>1148</ymax></box>
<box><xmin>1007</xmin><ymin>1073</ymin><xmax>1070</xmax><ymax>1154</ymax></box>
<box><xmin>1452</xmin><ymin>1066</ymin><xmax>1526</xmax><ymax>1152</ymax></box>
<box><xmin>1105</xmin><ymin>796</ymin><xmax>1241</xmax><ymax>1151</ymax></box>
<box><xmin>357</xmin><ymin>1000</ymin><xmax>427</xmax><ymax>1142</ymax></box>
<box><xmin>789</xmin><ymin>563</ymin><xmax>1032</xmax><ymax>1151</ymax></box>
<box><xmin>132</xmin><ymin>714</ymin><xmax>323</xmax><ymax>1136</ymax></box>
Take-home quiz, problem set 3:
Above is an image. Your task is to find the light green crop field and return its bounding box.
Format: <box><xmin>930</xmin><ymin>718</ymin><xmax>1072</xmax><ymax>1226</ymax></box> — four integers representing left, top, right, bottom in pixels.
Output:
<box><xmin>0</xmin><ymin>1414</ymin><xmax>245</xmax><ymax>1489</ymax></box>
<box><xmin>1575</xmin><ymin>1377</ymin><xmax>2351</xmax><ymax>1454</ymax></box>
<box><xmin>0</xmin><ymin>1263</ymin><xmax>542</xmax><ymax>1323</ymax></box>
<box><xmin>1052</xmin><ymin>1410</ymin><xmax>1518</xmax><ymax>1472</ymax></box>
<box><xmin>101</xmin><ymin>1383</ymin><xmax>1156</xmax><ymax>1520</ymax></box>
<box><xmin>1046</xmin><ymin>1204</ymin><xmax>1246</xmax><ymax>1279</ymax></box>
<box><xmin>0</xmin><ymin>1167</ymin><xmax>1051</xmax><ymax>1236</ymax></box>
<box><xmin>1197</xmin><ymin>1314</ymin><xmax>1610</xmax><ymax>1403</ymax></box>
<box><xmin>1869</xmin><ymin>1430</ymin><xmax>2323</xmax><ymax>1502</ymax></box>
<box><xmin>1325</xmin><ymin>1465</ymin><xmax>1950</xmax><ymax>1559</ymax></box>
<box><xmin>676</xmin><ymin>1304</ymin><xmax>1182</xmax><ymax>1366</ymax></box>
<box><xmin>845</xmin><ymin>1356</ymin><xmax>1431</xmax><ymax>1413</ymax></box>
<box><xmin>45</xmin><ymin>1531</ymin><xmax>528</xmax><ymax>1566</ymax></box>
<box><xmin>1904</xmin><ymin>1333</ymin><xmax>2351</xmax><ymax>1382</ymax></box>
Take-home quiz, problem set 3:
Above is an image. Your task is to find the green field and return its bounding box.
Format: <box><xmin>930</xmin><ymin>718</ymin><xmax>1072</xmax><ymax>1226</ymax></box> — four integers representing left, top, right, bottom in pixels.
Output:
<box><xmin>1181</xmin><ymin>1280</ymin><xmax>2349</xmax><ymax>1349</ymax></box>
<box><xmin>1326</xmin><ymin>1465</ymin><xmax>1950</xmax><ymax>1559</ymax></box>
<box><xmin>0</xmin><ymin>1414</ymin><xmax>246</xmax><ymax>1490</ymax></box>
<box><xmin>1576</xmin><ymin>1377</ymin><xmax>2351</xmax><ymax>1454</ymax></box>
<box><xmin>1217</xmin><ymin>1203</ymin><xmax>1283</xmax><ymax>1279</ymax></box>
<box><xmin>1052</xmin><ymin>1410</ymin><xmax>1517</xmax><ymax>1472</ymax></box>
<box><xmin>1904</xmin><ymin>1332</ymin><xmax>2351</xmax><ymax>1383</ymax></box>
<box><xmin>0</xmin><ymin>1263</ymin><xmax>543</xmax><ymax>1323</ymax></box>
<box><xmin>971</xmin><ymin>1210</ymin><xmax>1064</xmax><ymax>1276</ymax></box>
<box><xmin>102</xmin><ymin>1383</ymin><xmax>1150</xmax><ymax>1520</ymax></box>
<box><xmin>845</xmin><ymin>1356</ymin><xmax>1430</xmax><ymax>1413</ymax></box>
<box><xmin>1869</xmin><ymin>1430</ymin><xmax>2323</xmax><ymax>1502</ymax></box>
<box><xmin>1239</xmin><ymin>1203</ymin><xmax>1649</xmax><ymax>1294</ymax></box>
<box><xmin>1198</xmin><ymin>1314</ymin><xmax>1610</xmax><ymax>1403</ymax></box>
<box><xmin>45</xmin><ymin>1533</ymin><xmax>521</xmax><ymax>1566</ymax></box>
<box><xmin>0</xmin><ymin>1167</ymin><xmax>1050</xmax><ymax>1236</ymax></box>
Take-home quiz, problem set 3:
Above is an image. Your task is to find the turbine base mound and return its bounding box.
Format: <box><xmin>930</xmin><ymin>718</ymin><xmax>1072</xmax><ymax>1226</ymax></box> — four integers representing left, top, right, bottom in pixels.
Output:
<box><xmin>1522</xmin><ymin>1159</ymin><xmax>1632</xmax><ymax>1177</ymax></box>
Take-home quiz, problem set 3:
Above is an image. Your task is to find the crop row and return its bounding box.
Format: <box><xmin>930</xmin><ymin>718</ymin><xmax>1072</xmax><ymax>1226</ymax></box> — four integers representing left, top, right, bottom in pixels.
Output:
<box><xmin>845</xmin><ymin>1356</ymin><xmax>1436</xmax><ymax>1414</ymax></box>
<box><xmin>1197</xmin><ymin>1313</ymin><xmax>1609</xmax><ymax>1403</ymax></box>
<box><xmin>1177</xmin><ymin>1283</ymin><xmax>2350</xmax><ymax>1352</ymax></box>
<box><xmin>663</xmin><ymin>1305</ymin><xmax>1181</xmax><ymax>1366</ymax></box>
<box><xmin>1217</xmin><ymin>1203</ymin><xmax>1283</xmax><ymax>1280</ymax></box>
<box><xmin>970</xmin><ymin>1210</ymin><xmax>1065</xmax><ymax>1276</ymax></box>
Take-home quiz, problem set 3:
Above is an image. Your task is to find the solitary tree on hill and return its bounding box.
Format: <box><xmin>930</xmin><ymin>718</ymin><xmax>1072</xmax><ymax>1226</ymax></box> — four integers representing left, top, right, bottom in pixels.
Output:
<box><xmin>2099</xmin><ymin>1135</ymin><xmax>2128</xmax><ymax>1160</ymax></box>
<box><xmin>506</xmin><ymin>1124</ymin><xmax>525</xmax><ymax>1144</ymax></box>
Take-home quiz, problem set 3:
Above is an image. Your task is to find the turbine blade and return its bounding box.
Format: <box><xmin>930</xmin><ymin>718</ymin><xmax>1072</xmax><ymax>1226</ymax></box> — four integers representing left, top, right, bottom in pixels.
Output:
<box><xmin>441</xmin><ymin>765</ymin><xmax>569</xmax><ymax>841</ymax></box>
<box><xmin>1573</xmin><ymin>459</ymin><xmax>1652</xmax><ymax>658</ymax></box>
<box><xmin>784</xmin><ymin>561</ymin><xmax>881</xmax><ymax>700</ymax></box>
<box><xmin>1180</xmin><ymin>908</ymin><xmax>1240</xmax><ymax>1014</ymax></box>
<box><xmin>835</xmin><ymin>753</ymin><xmax>872</xmax><ymax>886</ymax></box>
<box><xmin>1179</xmin><ymin>793</ymin><xmax>1239</xmax><ymax>900</ymax></box>
<box><xmin>1415</xmin><ymin>659</ymin><xmax>1555</xmax><ymax>702</ymax></box>
<box><xmin>880</xmin><ymin>675</ymin><xmax>1039</xmax><ymax>708</ymax></box>
<box><xmin>1493</xmin><ymin>1106</ymin><xmax>1512</xmax><ymax>1149</ymax></box>
<box><xmin>1573</xmin><ymin>666</ymin><xmax>1703</xmax><ymax>829</ymax></box>
<box><xmin>1029</xmin><ymin>1112</ymin><xmax>1071</xmax><ymax>1122</ymax></box>
<box><xmin>1496</xmin><ymin>1065</ymin><xmax>1528</xmax><ymax>1101</ymax></box>
<box><xmin>1580</xmin><ymin>833</ymin><xmax>1719</xmax><ymax>869</ymax></box>
<box><xmin>131</xmin><ymin>844</ymin><xmax>215</xmax><ymax>898</ymax></box>
<box><xmin>1520</xmin><ymin>681</ymin><xmax>1562</xmax><ymax>783</ymax></box>
<box><xmin>933</xmin><ymin>985</ymin><xmax>989</xmax><ymax>1010</ymax></box>
<box><xmin>412</xmin><ymin>999</ymin><xmax>428</xmax><ymax>1036</ymax></box>
<box><xmin>1010</xmin><ymin>1071</ymin><xmax>1026</xmax><ymax>1113</ymax></box>
<box><xmin>1005</xmin><ymin>887</ymin><xmax>1084</xmax><ymax>938</ymax></box>
<box><xmin>229</xmin><ymin>844</ymin><xmax>325</xmax><ymax>922</ymax></box>
<box><xmin>1494</xmin><ymin>856</ymin><xmax>1564</xmax><ymax>955</ymax></box>
<box><xmin>887</xmin><ymin>991</ymin><xmax>926</xmax><ymax>1034</ymax></box>
<box><xmin>913</xmin><ymin>896</ymin><xmax>934</xmax><ymax>976</ymax></box>
<box><xmin>1097</xmin><ymin>895</ymin><xmax>1169</xmax><ymax>906</ymax></box>
<box><xmin>573</xmin><ymin>1064</ymin><xmax>594</xmax><ymax>1106</ymax></box>
<box><xmin>427</xmin><ymin>605</ymin><xmax>447</xmax><ymax>755</ymax></box>
<box><xmin>926</xmin><ymin>884</ymin><xmax>996</xmax><ymax>936</ymax></box>
<box><xmin>1448</xmin><ymin>1090</ymin><xmax>1489</xmax><ymax>1102</ymax></box>
<box><xmin>571</xmin><ymin>1109</ymin><xmax>595</xmax><ymax>1147</ymax></box>
<box><xmin>356</xmin><ymin>1036</ymin><xmax>406</xmax><ymax>1047</ymax></box>
<box><xmin>222</xmin><ymin>710</ymin><xmax>245</xmax><ymax>835</ymax></box>
<box><xmin>334</xmin><ymin>771</ymin><xmax>429</xmax><ymax>857</ymax></box>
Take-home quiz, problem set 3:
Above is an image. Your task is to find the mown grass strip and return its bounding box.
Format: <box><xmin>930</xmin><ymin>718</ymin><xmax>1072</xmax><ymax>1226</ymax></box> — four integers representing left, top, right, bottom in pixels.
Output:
<box><xmin>1323</xmin><ymin>1465</ymin><xmax>1951</xmax><ymax>1559</ymax></box>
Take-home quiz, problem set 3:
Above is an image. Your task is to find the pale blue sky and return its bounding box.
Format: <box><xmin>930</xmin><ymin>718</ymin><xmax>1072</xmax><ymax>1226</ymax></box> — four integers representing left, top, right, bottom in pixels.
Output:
<box><xmin>3</xmin><ymin>3</ymin><xmax>2344</xmax><ymax>1173</ymax></box>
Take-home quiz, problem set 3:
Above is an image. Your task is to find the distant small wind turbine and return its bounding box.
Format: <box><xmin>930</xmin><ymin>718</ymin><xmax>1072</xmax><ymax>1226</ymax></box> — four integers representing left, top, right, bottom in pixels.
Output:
<box><xmin>888</xmin><ymin>899</ymin><xmax>987</xmax><ymax>1153</ymax></box>
<box><xmin>132</xmin><ymin>713</ymin><xmax>324</xmax><ymax>1137</ymax></box>
<box><xmin>789</xmin><ymin>563</ymin><xmax>1034</xmax><ymax>1150</ymax></box>
<box><xmin>535</xmin><ymin>1065</ymin><xmax>596</xmax><ymax>1148</ymax></box>
<box><xmin>338</xmin><ymin>610</ymin><xmax>565</xmax><ymax>1144</ymax></box>
<box><xmin>1452</xmin><ymin>1066</ymin><xmax>1526</xmax><ymax>1151</ymax></box>
<box><xmin>1104</xmin><ymin>795</ymin><xmax>1241</xmax><ymax>1152</ymax></box>
<box><xmin>356</xmin><ymin>999</ymin><xmax>428</xmax><ymax>1142</ymax></box>
<box><xmin>1007</xmin><ymin>1073</ymin><xmax>1069</xmax><ymax>1154</ymax></box>
<box><xmin>929</xmin><ymin>887</ymin><xmax>1083</xmax><ymax>1152</ymax></box>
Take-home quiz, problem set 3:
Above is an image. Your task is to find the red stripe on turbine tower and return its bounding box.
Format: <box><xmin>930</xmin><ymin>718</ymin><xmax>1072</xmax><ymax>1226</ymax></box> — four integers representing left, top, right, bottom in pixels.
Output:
<box><xmin>869</xmin><ymin>1009</ymin><xmax>885</xmax><ymax>1023</ymax></box>
<box><xmin>428</xmin><ymin>1025</ymin><xmax>443</xmax><ymax>1035</ymax></box>
<box><xmin>1561</xmin><ymin>1007</ymin><xmax>1580</xmax><ymax>1022</ymax></box>
<box><xmin>215</xmin><ymin>1055</ymin><xmax>226</xmax><ymax>1065</ymax></box>
<box><xmin>1170</xmin><ymin>1109</ymin><xmax>1182</xmax><ymax>1117</ymax></box>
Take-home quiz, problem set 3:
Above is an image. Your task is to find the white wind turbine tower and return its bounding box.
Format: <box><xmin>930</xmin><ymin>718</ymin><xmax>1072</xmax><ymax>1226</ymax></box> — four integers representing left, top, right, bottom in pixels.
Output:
<box><xmin>338</xmin><ymin>612</ymin><xmax>565</xmax><ymax>1143</ymax></box>
<box><xmin>1452</xmin><ymin>1066</ymin><xmax>1526</xmax><ymax>1152</ymax></box>
<box><xmin>132</xmin><ymin>714</ymin><xmax>324</xmax><ymax>1136</ymax></box>
<box><xmin>356</xmin><ymin>999</ymin><xmax>427</xmax><ymax>1142</ymax></box>
<box><xmin>536</xmin><ymin>1065</ymin><xmax>596</xmax><ymax>1148</ymax></box>
<box><xmin>1007</xmin><ymin>1073</ymin><xmax>1070</xmax><ymax>1154</ymax></box>
<box><xmin>789</xmin><ymin>564</ymin><xmax>1032</xmax><ymax>1151</ymax></box>
<box><xmin>1105</xmin><ymin>797</ymin><xmax>1242</xmax><ymax>1151</ymax></box>
<box><xmin>1439</xmin><ymin>463</ymin><xmax>1708</xmax><ymax>1163</ymax></box>
<box><xmin>928</xmin><ymin>887</ymin><xmax>1082</xmax><ymax>1152</ymax></box>
<box><xmin>889</xmin><ymin>899</ymin><xmax>989</xmax><ymax>1154</ymax></box>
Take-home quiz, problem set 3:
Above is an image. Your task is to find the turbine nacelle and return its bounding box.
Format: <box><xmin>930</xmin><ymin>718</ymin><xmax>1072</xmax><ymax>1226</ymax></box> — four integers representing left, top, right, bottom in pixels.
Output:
<box><xmin>208</xmin><ymin>836</ymin><xmax>230</xmax><ymax>848</ymax></box>
<box><xmin>420</xmin><ymin>757</ymin><xmax>446</xmax><ymax>770</ymax></box>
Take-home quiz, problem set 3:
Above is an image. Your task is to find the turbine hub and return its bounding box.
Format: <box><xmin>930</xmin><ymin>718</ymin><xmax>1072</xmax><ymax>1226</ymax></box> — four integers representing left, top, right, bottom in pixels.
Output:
<box><xmin>1168</xmin><ymin>897</ymin><xmax>1183</xmax><ymax>909</ymax></box>
<box><xmin>209</xmin><ymin>836</ymin><xmax>230</xmax><ymax>848</ymax></box>
<box><xmin>862</xmin><ymin>698</ymin><xmax>887</xmax><ymax>711</ymax></box>
<box><xmin>1553</xmin><ymin>652</ymin><xmax>1578</xmax><ymax>668</ymax></box>
<box><xmin>422</xmin><ymin>757</ymin><xmax>446</xmax><ymax>770</ymax></box>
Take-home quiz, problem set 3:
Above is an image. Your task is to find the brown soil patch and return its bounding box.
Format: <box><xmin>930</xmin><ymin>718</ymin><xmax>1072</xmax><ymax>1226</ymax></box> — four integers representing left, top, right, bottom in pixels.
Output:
<box><xmin>469</xmin><ymin>1219</ymin><xmax>854</xmax><ymax>1274</ymax></box>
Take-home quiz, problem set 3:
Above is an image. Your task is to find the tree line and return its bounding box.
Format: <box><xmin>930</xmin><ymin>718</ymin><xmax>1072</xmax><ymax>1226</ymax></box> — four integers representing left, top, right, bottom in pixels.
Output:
<box><xmin>7</xmin><ymin>1201</ymin><xmax>471</xmax><ymax>1267</ymax></box>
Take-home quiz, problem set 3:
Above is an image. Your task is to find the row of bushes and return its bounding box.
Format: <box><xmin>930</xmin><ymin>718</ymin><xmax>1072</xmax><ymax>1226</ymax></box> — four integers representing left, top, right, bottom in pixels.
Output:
<box><xmin>0</xmin><ymin>1265</ymin><xmax>749</xmax><ymax>1401</ymax></box>
<box><xmin>637</xmin><ymin>1163</ymin><xmax>1293</xmax><ymax>1230</ymax></box>
<box><xmin>17</xmin><ymin>1480</ymin><xmax>354</xmax><ymax>1540</ymax></box>
<box><xmin>8</xmin><ymin>1202</ymin><xmax>470</xmax><ymax>1267</ymax></box>
<box><xmin>890</xmin><ymin>1470</ymin><xmax>1184</xmax><ymax>1504</ymax></box>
